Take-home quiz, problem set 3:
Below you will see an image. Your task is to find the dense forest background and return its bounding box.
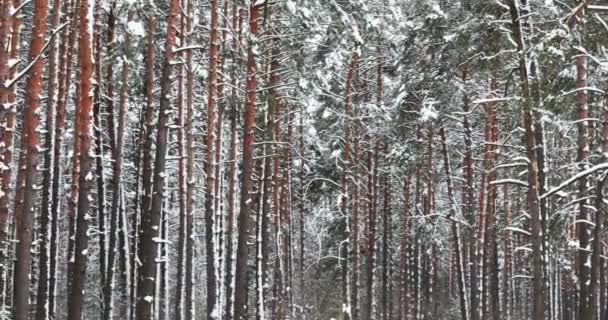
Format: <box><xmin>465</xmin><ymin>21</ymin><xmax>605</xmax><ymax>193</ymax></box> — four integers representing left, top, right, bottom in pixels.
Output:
<box><xmin>1</xmin><ymin>0</ymin><xmax>608</xmax><ymax>320</ymax></box>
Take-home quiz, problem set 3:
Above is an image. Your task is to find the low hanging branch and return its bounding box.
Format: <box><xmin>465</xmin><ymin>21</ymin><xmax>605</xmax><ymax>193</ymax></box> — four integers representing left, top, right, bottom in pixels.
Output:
<box><xmin>541</xmin><ymin>162</ymin><xmax>608</xmax><ymax>199</ymax></box>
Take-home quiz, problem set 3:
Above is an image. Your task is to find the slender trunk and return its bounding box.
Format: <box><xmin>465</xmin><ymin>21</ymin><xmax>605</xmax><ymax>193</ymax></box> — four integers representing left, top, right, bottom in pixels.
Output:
<box><xmin>92</xmin><ymin>0</ymin><xmax>107</xmax><ymax>297</ymax></box>
<box><xmin>502</xmin><ymin>185</ymin><xmax>512</xmax><ymax>320</ymax></box>
<box><xmin>205</xmin><ymin>0</ymin><xmax>220</xmax><ymax>316</ymax></box>
<box><xmin>0</xmin><ymin>0</ymin><xmax>12</xmax><ymax>306</ymax></box>
<box><xmin>184</xmin><ymin>0</ymin><xmax>195</xmax><ymax>315</ymax></box>
<box><xmin>174</xmin><ymin>5</ymin><xmax>187</xmax><ymax>320</ymax></box>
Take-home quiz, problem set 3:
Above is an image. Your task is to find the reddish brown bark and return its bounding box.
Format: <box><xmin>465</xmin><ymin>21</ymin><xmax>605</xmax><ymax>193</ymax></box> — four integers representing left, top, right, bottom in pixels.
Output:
<box><xmin>13</xmin><ymin>0</ymin><xmax>48</xmax><ymax>318</ymax></box>
<box><xmin>0</xmin><ymin>0</ymin><xmax>14</xmax><ymax>305</ymax></box>
<box><xmin>67</xmin><ymin>0</ymin><xmax>96</xmax><ymax>318</ymax></box>
<box><xmin>205</xmin><ymin>0</ymin><xmax>219</xmax><ymax>315</ymax></box>
<box><xmin>232</xmin><ymin>2</ymin><xmax>261</xmax><ymax>319</ymax></box>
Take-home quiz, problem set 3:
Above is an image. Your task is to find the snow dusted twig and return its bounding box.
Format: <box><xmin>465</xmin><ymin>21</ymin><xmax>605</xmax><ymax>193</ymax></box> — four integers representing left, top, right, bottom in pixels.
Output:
<box><xmin>542</xmin><ymin>162</ymin><xmax>608</xmax><ymax>199</ymax></box>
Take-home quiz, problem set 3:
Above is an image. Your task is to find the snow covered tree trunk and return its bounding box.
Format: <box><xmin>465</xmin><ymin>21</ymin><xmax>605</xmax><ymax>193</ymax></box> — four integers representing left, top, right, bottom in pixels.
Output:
<box><xmin>224</xmin><ymin>5</ymin><xmax>241</xmax><ymax>320</ymax></box>
<box><xmin>13</xmin><ymin>0</ymin><xmax>47</xmax><ymax>318</ymax></box>
<box><xmin>174</xmin><ymin>5</ymin><xmax>187</xmax><ymax>320</ymax></box>
<box><xmin>34</xmin><ymin>0</ymin><xmax>61</xmax><ymax>317</ymax></box>
<box><xmin>135</xmin><ymin>0</ymin><xmax>179</xmax><ymax>317</ymax></box>
<box><xmin>0</xmin><ymin>0</ymin><xmax>12</xmax><ymax>307</ymax></box>
<box><xmin>502</xmin><ymin>185</ymin><xmax>512</xmax><ymax>320</ymax></box>
<box><xmin>574</xmin><ymin>50</ymin><xmax>592</xmax><ymax>320</ymax></box>
<box><xmin>460</xmin><ymin>64</ymin><xmax>477</xmax><ymax>320</ymax></box>
<box><xmin>439</xmin><ymin>124</ymin><xmax>468</xmax><ymax>320</ymax></box>
<box><xmin>339</xmin><ymin>52</ymin><xmax>358</xmax><ymax>320</ymax></box>
<box><xmin>506</xmin><ymin>1</ymin><xmax>545</xmax><ymax>319</ymax></box>
<box><xmin>184</xmin><ymin>1</ymin><xmax>196</xmax><ymax>316</ymax></box>
<box><xmin>233</xmin><ymin>2</ymin><xmax>261</xmax><ymax>319</ymax></box>
<box><xmin>67</xmin><ymin>0</ymin><xmax>96</xmax><ymax>318</ymax></box>
<box><xmin>133</xmin><ymin>12</ymin><xmax>156</xmax><ymax>317</ymax></box>
<box><xmin>587</xmin><ymin>78</ymin><xmax>608</xmax><ymax>320</ymax></box>
<box><xmin>399</xmin><ymin>177</ymin><xmax>411</xmax><ymax>320</ymax></box>
<box><xmin>103</xmin><ymin>7</ymin><xmax>130</xmax><ymax>320</ymax></box>
<box><xmin>206</xmin><ymin>0</ymin><xmax>220</xmax><ymax>316</ymax></box>
<box><xmin>92</xmin><ymin>0</ymin><xmax>108</xmax><ymax>301</ymax></box>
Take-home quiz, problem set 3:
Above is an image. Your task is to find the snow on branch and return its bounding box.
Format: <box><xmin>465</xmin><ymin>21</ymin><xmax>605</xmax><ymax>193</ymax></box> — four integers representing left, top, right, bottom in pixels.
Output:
<box><xmin>5</xmin><ymin>22</ymin><xmax>69</xmax><ymax>88</ymax></box>
<box><xmin>472</xmin><ymin>97</ymin><xmax>518</xmax><ymax>105</ymax></box>
<box><xmin>504</xmin><ymin>226</ymin><xmax>532</xmax><ymax>236</ymax></box>
<box><xmin>489</xmin><ymin>179</ymin><xmax>528</xmax><ymax>187</ymax></box>
<box><xmin>560</xmin><ymin>86</ymin><xmax>605</xmax><ymax>97</ymax></box>
<box><xmin>542</xmin><ymin>162</ymin><xmax>608</xmax><ymax>199</ymax></box>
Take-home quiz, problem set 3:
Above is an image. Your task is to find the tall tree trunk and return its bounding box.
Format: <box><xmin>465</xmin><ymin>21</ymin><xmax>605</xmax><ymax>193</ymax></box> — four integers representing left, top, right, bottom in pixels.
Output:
<box><xmin>205</xmin><ymin>0</ymin><xmax>220</xmax><ymax>316</ymax></box>
<box><xmin>133</xmin><ymin>12</ymin><xmax>156</xmax><ymax>319</ymax></box>
<box><xmin>174</xmin><ymin>5</ymin><xmax>187</xmax><ymax>320</ymax></box>
<box><xmin>13</xmin><ymin>0</ymin><xmax>48</xmax><ymax>318</ymax></box>
<box><xmin>224</xmin><ymin>4</ymin><xmax>240</xmax><ymax>320</ymax></box>
<box><xmin>48</xmin><ymin>1</ymin><xmax>75</xmax><ymax>317</ymax></box>
<box><xmin>232</xmin><ymin>2</ymin><xmax>260</xmax><ymax>319</ymax></box>
<box><xmin>34</xmin><ymin>0</ymin><xmax>62</xmax><ymax>317</ymax></box>
<box><xmin>507</xmin><ymin>2</ymin><xmax>545</xmax><ymax>319</ymax></box>
<box><xmin>184</xmin><ymin>0</ymin><xmax>195</xmax><ymax>316</ymax></box>
<box><xmin>439</xmin><ymin>125</ymin><xmax>469</xmax><ymax>320</ymax></box>
<box><xmin>588</xmin><ymin>84</ymin><xmax>608</xmax><ymax>320</ymax></box>
<box><xmin>67</xmin><ymin>0</ymin><xmax>96</xmax><ymax>318</ymax></box>
<box><xmin>102</xmin><ymin>7</ymin><xmax>130</xmax><ymax>320</ymax></box>
<box><xmin>135</xmin><ymin>0</ymin><xmax>179</xmax><ymax>317</ymax></box>
<box><xmin>575</xmin><ymin>51</ymin><xmax>592</xmax><ymax>320</ymax></box>
<box><xmin>0</xmin><ymin>0</ymin><xmax>12</xmax><ymax>306</ymax></box>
